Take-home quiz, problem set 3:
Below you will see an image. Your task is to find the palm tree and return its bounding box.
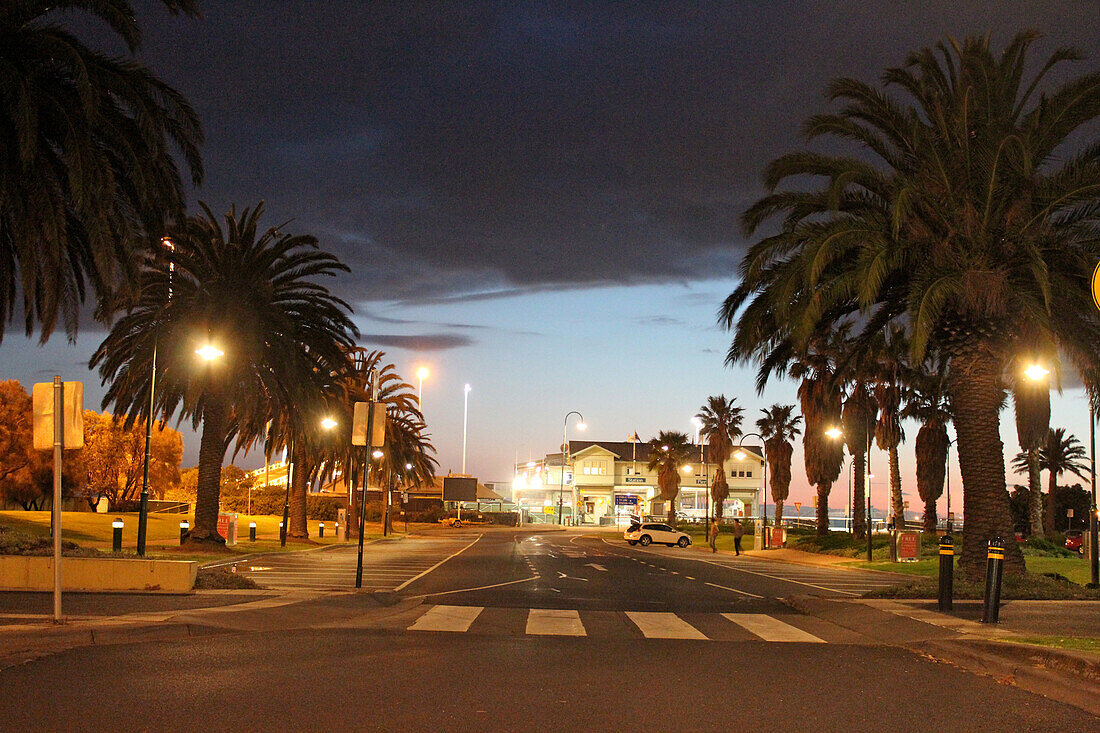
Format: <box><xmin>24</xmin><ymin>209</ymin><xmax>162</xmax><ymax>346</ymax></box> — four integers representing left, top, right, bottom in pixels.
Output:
<box><xmin>645</xmin><ymin>431</ymin><xmax>692</xmax><ymax>528</ymax></box>
<box><xmin>872</xmin><ymin>331</ymin><xmax>907</xmax><ymax>530</ymax></box>
<box><xmin>0</xmin><ymin>1</ymin><xmax>203</xmax><ymax>343</ymax></box>
<box><xmin>91</xmin><ymin>203</ymin><xmax>357</xmax><ymax>544</ymax></box>
<box><xmin>722</xmin><ymin>32</ymin><xmax>1100</xmax><ymax>577</ymax></box>
<box><xmin>696</xmin><ymin>395</ymin><xmax>744</xmax><ymax>519</ymax></box>
<box><xmin>1012</xmin><ymin>359</ymin><xmax>1051</xmax><ymax>537</ymax></box>
<box><xmin>903</xmin><ymin>370</ymin><xmax>952</xmax><ymax>533</ymax></box>
<box><xmin>1013</xmin><ymin>427</ymin><xmax>1090</xmax><ymax>535</ymax></box>
<box><xmin>790</xmin><ymin>337</ymin><xmax>846</xmax><ymax>536</ymax></box>
<box><xmin>756</xmin><ymin>405</ymin><xmax>802</xmax><ymax>526</ymax></box>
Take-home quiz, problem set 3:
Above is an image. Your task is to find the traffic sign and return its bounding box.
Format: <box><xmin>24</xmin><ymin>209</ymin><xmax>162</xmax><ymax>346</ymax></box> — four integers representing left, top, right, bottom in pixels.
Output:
<box><xmin>794</xmin><ymin>501</ymin><xmax>802</xmax><ymax>513</ymax></box>
<box><xmin>1092</xmin><ymin>261</ymin><xmax>1100</xmax><ymax>312</ymax></box>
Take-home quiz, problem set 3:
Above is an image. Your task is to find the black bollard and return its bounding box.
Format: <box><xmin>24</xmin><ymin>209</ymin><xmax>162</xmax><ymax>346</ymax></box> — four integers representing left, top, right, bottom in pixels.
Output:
<box><xmin>319</xmin><ymin>522</ymin><xmax>325</xmax><ymax>538</ymax></box>
<box><xmin>981</xmin><ymin>537</ymin><xmax>1005</xmax><ymax>624</ymax></box>
<box><xmin>112</xmin><ymin>518</ymin><xmax>124</xmax><ymax>553</ymax></box>
<box><xmin>249</xmin><ymin>522</ymin><xmax>257</xmax><ymax>542</ymax></box>
<box><xmin>179</xmin><ymin>520</ymin><xmax>189</xmax><ymax>545</ymax></box>
<box><xmin>938</xmin><ymin>535</ymin><xmax>954</xmax><ymax>611</ymax></box>
<box><xmin>279</xmin><ymin>521</ymin><xmax>285</xmax><ymax>544</ymax></box>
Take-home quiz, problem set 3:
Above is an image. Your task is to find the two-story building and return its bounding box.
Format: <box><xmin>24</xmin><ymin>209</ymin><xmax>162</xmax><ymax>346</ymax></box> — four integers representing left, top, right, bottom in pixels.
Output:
<box><xmin>512</xmin><ymin>439</ymin><xmax>764</xmax><ymax>526</ymax></box>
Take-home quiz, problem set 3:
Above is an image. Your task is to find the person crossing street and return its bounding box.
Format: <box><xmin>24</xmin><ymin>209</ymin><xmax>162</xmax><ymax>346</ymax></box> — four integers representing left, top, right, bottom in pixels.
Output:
<box><xmin>708</xmin><ymin>518</ymin><xmax>720</xmax><ymax>553</ymax></box>
<box><xmin>732</xmin><ymin>517</ymin><xmax>744</xmax><ymax>556</ymax></box>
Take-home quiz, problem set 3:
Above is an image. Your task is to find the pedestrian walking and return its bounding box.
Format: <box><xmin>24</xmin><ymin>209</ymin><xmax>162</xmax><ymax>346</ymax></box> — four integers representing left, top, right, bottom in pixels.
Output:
<box><xmin>708</xmin><ymin>518</ymin><xmax>720</xmax><ymax>553</ymax></box>
<box><xmin>732</xmin><ymin>517</ymin><xmax>744</xmax><ymax>556</ymax></box>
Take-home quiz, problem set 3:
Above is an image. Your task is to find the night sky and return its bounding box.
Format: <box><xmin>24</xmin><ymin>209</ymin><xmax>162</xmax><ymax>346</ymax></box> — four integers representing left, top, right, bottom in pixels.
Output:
<box><xmin>2</xmin><ymin>2</ymin><xmax>1098</xmax><ymax>512</ymax></box>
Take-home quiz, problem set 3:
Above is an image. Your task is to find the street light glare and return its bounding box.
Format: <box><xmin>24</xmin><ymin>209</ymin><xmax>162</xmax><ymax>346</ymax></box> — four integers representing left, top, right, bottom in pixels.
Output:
<box><xmin>1024</xmin><ymin>364</ymin><xmax>1050</xmax><ymax>381</ymax></box>
<box><xmin>417</xmin><ymin>366</ymin><xmax>429</xmax><ymax>380</ymax></box>
<box><xmin>320</xmin><ymin>417</ymin><xmax>337</xmax><ymax>430</ymax></box>
<box><xmin>682</xmin><ymin>465</ymin><xmax>693</xmax><ymax>473</ymax></box>
<box><xmin>576</xmin><ymin>421</ymin><xmax>587</xmax><ymax>431</ymax></box>
<box><xmin>371</xmin><ymin>449</ymin><xmax>384</xmax><ymax>459</ymax></box>
<box><xmin>195</xmin><ymin>344</ymin><xmax>224</xmax><ymax>361</ymax></box>
<box><xmin>825</xmin><ymin>427</ymin><xmax>843</xmax><ymax>439</ymax></box>
<box><xmin>464</xmin><ymin>383</ymin><xmax>471</xmax><ymax>393</ymax></box>
<box><xmin>734</xmin><ymin>450</ymin><xmax>747</xmax><ymax>461</ymax></box>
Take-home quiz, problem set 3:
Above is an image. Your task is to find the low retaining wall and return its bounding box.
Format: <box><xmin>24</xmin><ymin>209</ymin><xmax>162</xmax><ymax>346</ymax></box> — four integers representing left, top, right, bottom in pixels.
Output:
<box><xmin>0</xmin><ymin>556</ymin><xmax>197</xmax><ymax>593</ymax></box>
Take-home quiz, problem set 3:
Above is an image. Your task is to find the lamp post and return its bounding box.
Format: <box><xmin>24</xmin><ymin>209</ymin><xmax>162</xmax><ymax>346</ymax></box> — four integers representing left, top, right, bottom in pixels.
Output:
<box><xmin>417</xmin><ymin>367</ymin><xmax>429</xmax><ymax>412</ymax></box>
<box><xmin>1090</xmin><ymin>396</ymin><xmax>1099</xmax><ymax>587</ymax></box>
<box><xmin>461</xmin><ymin>383</ymin><xmax>471</xmax><ymax>475</ymax></box>
<box><xmin>691</xmin><ymin>416</ymin><xmax>706</xmax><ymax>523</ymax></box>
<box><xmin>559</xmin><ymin>411</ymin><xmax>586</xmax><ymax>526</ymax></box>
<box><xmin>136</xmin><ymin>237</ymin><xmax>174</xmax><ymax>556</ymax></box>
<box><xmin>735</xmin><ymin>433</ymin><xmax>767</xmax><ymax>541</ymax></box>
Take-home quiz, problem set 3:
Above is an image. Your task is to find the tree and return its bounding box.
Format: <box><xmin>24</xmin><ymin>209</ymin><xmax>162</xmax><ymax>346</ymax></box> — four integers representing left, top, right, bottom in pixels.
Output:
<box><xmin>645</xmin><ymin>431</ymin><xmax>692</xmax><ymax>528</ymax></box>
<box><xmin>1013</xmin><ymin>427</ymin><xmax>1090</xmax><ymax>533</ymax></box>
<box><xmin>0</xmin><ymin>380</ymin><xmax>34</xmax><ymax>492</ymax></box>
<box><xmin>756</xmin><ymin>404</ymin><xmax>802</xmax><ymax>526</ymax></box>
<box><xmin>696</xmin><ymin>395</ymin><xmax>744</xmax><ymax>519</ymax></box>
<box><xmin>1012</xmin><ymin>359</ymin><xmax>1051</xmax><ymax>537</ymax></box>
<box><xmin>91</xmin><ymin>203</ymin><xmax>358</xmax><ymax>545</ymax></box>
<box><xmin>903</xmin><ymin>371</ymin><xmax>952</xmax><ymax>533</ymax></box>
<box><xmin>791</xmin><ymin>338</ymin><xmax>846</xmax><ymax>535</ymax></box>
<box><xmin>81</xmin><ymin>410</ymin><xmax>182</xmax><ymax>510</ymax></box>
<box><xmin>0</xmin><ymin>1</ymin><xmax>203</xmax><ymax>343</ymax></box>
<box><xmin>872</xmin><ymin>330</ymin><xmax>907</xmax><ymax>529</ymax></box>
<box><xmin>722</xmin><ymin>32</ymin><xmax>1100</xmax><ymax>577</ymax></box>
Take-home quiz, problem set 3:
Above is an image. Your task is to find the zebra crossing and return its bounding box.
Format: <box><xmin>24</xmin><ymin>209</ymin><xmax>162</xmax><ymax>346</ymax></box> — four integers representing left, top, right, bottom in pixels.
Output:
<box><xmin>404</xmin><ymin>604</ymin><xmax>833</xmax><ymax>643</ymax></box>
<box><xmin>230</xmin><ymin>535</ymin><xmax>480</xmax><ymax>590</ymax></box>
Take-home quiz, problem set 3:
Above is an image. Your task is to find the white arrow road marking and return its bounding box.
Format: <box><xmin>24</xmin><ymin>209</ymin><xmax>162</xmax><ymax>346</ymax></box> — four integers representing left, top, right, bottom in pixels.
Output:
<box><xmin>556</xmin><ymin>571</ymin><xmax>588</xmax><ymax>581</ymax></box>
<box><xmin>585</xmin><ymin>563</ymin><xmax>607</xmax><ymax>571</ymax></box>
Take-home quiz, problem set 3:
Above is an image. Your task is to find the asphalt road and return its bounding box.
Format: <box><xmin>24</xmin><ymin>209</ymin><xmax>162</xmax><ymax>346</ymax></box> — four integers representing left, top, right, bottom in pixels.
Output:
<box><xmin>2</xmin><ymin>528</ymin><xmax>1095</xmax><ymax>731</ymax></box>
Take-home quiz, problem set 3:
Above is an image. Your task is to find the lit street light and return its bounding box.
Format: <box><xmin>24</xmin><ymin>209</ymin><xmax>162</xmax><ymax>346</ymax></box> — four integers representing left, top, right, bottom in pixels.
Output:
<box><xmin>417</xmin><ymin>367</ymin><xmax>429</xmax><ymax>411</ymax></box>
<box><xmin>559</xmin><ymin>411</ymin><xmax>586</xmax><ymax>526</ymax></box>
<box><xmin>195</xmin><ymin>344</ymin><xmax>224</xmax><ymax>360</ymax></box>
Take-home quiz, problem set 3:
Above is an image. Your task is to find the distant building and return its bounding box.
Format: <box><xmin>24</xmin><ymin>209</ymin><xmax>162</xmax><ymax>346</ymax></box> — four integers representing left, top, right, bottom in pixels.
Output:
<box><xmin>513</xmin><ymin>439</ymin><xmax>764</xmax><ymax>525</ymax></box>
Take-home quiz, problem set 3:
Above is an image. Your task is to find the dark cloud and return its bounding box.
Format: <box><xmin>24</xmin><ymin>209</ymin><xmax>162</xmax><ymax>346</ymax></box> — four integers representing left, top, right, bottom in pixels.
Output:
<box><xmin>358</xmin><ymin>333</ymin><xmax>474</xmax><ymax>351</ymax></box>
<box><xmin>105</xmin><ymin>2</ymin><xmax>1100</xmax><ymax>303</ymax></box>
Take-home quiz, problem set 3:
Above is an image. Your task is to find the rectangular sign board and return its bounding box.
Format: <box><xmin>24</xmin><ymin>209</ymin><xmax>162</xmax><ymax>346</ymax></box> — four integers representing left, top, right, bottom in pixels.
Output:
<box><xmin>32</xmin><ymin>381</ymin><xmax>84</xmax><ymax>450</ymax></box>
<box><xmin>351</xmin><ymin>402</ymin><xmax>387</xmax><ymax>447</ymax></box>
<box><xmin>442</xmin><ymin>476</ymin><xmax>477</xmax><ymax>502</ymax></box>
<box><xmin>614</xmin><ymin>495</ymin><xmax>639</xmax><ymax>506</ymax></box>
<box><xmin>896</xmin><ymin>530</ymin><xmax>920</xmax><ymax>562</ymax></box>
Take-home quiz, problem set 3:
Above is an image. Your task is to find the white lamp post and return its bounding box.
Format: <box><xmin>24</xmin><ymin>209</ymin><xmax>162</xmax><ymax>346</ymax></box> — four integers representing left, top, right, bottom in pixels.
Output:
<box><xmin>559</xmin><ymin>411</ymin><xmax>586</xmax><ymax>525</ymax></box>
<box><xmin>417</xmin><ymin>367</ymin><xmax>429</xmax><ymax>411</ymax></box>
<box><xmin>461</xmin><ymin>383</ymin><xmax>471</xmax><ymax>474</ymax></box>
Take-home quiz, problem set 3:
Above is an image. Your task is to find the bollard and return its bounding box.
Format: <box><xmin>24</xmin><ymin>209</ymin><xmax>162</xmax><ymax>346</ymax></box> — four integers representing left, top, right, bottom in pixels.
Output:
<box><xmin>179</xmin><ymin>520</ymin><xmax>189</xmax><ymax>545</ymax></box>
<box><xmin>279</xmin><ymin>521</ymin><xmax>285</xmax><ymax>544</ymax></box>
<box><xmin>334</xmin><ymin>522</ymin><xmax>339</xmax><ymax>540</ymax></box>
<box><xmin>319</xmin><ymin>522</ymin><xmax>325</xmax><ymax>538</ymax></box>
<box><xmin>112</xmin><ymin>518</ymin><xmax>124</xmax><ymax>553</ymax></box>
<box><xmin>938</xmin><ymin>535</ymin><xmax>954</xmax><ymax>611</ymax></box>
<box><xmin>981</xmin><ymin>537</ymin><xmax>1005</xmax><ymax>624</ymax></box>
<box><xmin>249</xmin><ymin>522</ymin><xmax>257</xmax><ymax>542</ymax></box>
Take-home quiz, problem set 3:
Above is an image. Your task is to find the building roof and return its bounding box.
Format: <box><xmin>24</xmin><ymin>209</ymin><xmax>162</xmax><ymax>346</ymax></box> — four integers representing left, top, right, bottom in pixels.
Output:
<box><xmin>560</xmin><ymin>440</ymin><xmax>763</xmax><ymax>464</ymax></box>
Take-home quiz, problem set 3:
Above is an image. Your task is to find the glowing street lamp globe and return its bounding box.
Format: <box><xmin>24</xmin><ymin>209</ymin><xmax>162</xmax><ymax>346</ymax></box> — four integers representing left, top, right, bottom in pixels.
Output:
<box><xmin>195</xmin><ymin>344</ymin><xmax>224</xmax><ymax>361</ymax></box>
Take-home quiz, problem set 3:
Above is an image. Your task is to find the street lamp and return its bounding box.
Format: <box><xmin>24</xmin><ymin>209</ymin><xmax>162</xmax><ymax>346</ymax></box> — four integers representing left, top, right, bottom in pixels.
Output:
<box><xmin>417</xmin><ymin>367</ymin><xmax>429</xmax><ymax>411</ymax></box>
<box><xmin>281</xmin><ymin>416</ymin><xmax>337</xmax><ymax>546</ymax></box>
<box><xmin>195</xmin><ymin>344</ymin><xmax>224</xmax><ymax>361</ymax></box>
<box><xmin>559</xmin><ymin>411</ymin><xmax>586</xmax><ymax>526</ymax></box>
<box><xmin>735</xmin><ymin>433</ymin><xmax>767</xmax><ymax>541</ymax></box>
<box><xmin>461</xmin><ymin>383</ymin><xmax>471</xmax><ymax>474</ymax></box>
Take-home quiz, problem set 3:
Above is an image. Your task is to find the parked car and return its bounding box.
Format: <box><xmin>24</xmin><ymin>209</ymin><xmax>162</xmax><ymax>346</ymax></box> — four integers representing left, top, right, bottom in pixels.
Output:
<box><xmin>1065</xmin><ymin>530</ymin><xmax>1084</xmax><ymax>555</ymax></box>
<box><xmin>624</xmin><ymin>522</ymin><xmax>691</xmax><ymax>548</ymax></box>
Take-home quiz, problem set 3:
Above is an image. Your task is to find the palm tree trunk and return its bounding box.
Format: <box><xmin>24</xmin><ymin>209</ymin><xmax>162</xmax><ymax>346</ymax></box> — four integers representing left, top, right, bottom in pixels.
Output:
<box><xmin>947</xmin><ymin>348</ymin><xmax>1025</xmax><ymax>579</ymax></box>
<box><xmin>1027</xmin><ymin>449</ymin><xmax>1043</xmax><ymax>537</ymax></box>
<box><xmin>774</xmin><ymin>498</ymin><xmax>784</xmax><ymax>526</ymax></box>
<box><xmin>922</xmin><ymin>497</ymin><xmax>938</xmax><ymax>533</ymax></box>
<box><xmin>853</xmin><ymin>450</ymin><xmax>866</xmax><ymax>539</ymax></box>
<box><xmin>815</xmin><ymin>483</ymin><xmax>830</xmax><ymax>536</ymax></box>
<box><xmin>189</xmin><ymin>396</ymin><xmax>228</xmax><ymax>545</ymax></box>
<box><xmin>288</xmin><ymin>453</ymin><xmax>309</xmax><ymax>539</ymax></box>
<box><xmin>889</xmin><ymin>445</ymin><xmax>903</xmax><ymax>528</ymax></box>
<box><xmin>1043</xmin><ymin>471</ymin><xmax>1057</xmax><ymax>536</ymax></box>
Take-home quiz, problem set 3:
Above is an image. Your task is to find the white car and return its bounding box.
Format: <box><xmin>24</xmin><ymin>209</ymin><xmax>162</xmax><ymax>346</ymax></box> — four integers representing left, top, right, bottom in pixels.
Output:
<box><xmin>624</xmin><ymin>522</ymin><xmax>691</xmax><ymax>548</ymax></box>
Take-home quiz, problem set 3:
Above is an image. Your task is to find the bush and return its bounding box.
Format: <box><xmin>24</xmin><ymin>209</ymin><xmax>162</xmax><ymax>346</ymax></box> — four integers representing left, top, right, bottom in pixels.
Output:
<box><xmin>1022</xmin><ymin>535</ymin><xmax>1078</xmax><ymax>558</ymax></box>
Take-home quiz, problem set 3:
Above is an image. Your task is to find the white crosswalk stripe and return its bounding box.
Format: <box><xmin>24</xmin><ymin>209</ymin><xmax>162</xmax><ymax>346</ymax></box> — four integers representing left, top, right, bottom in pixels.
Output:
<box><xmin>625</xmin><ymin>611</ymin><xmax>707</xmax><ymax>639</ymax></box>
<box><xmin>409</xmin><ymin>605</ymin><xmax>484</xmax><ymax>632</ymax></box>
<box><xmin>721</xmin><ymin>613</ymin><xmax>825</xmax><ymax>642</ymax></box>
<box><xmin>526</xmin><ymin>609</ymin><xmax>586</xmax><ymax>636</ymax></box>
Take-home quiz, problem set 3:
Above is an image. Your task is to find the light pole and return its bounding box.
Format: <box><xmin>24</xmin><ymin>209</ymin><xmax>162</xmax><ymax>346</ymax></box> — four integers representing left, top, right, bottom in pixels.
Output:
<box><xmin>1090</xmin><ymin>396</ymin><xmax>1099</xmax><ymax>587</ymax></box>
<box><xmin>692</xmin><ymin>416</ymin><xmax>706</xmax><ymax>522</ymax></box>
<box><xmin>735</xmin><ymin>433</ymin><xmax>767</xmax><ymax>541</ymax></box>
<box><xmin>461</xmin><ymin>383</ymin><xmax>471</xmax><ymax>474</ymax></box>
<box><xmin>559</xmin><ymin>411</ymin><xmax>586</xmax><ymax>526</ymax></box>
<box><xmin>417</xmin><ymin>367</ymin><xmax>429</xmax><ymax>412</ymax></box>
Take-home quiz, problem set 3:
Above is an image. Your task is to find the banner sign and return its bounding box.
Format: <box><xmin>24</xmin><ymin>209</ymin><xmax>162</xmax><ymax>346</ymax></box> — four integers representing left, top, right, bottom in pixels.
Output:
<box><xmin>614</xmin><ymin>495</ymin><xmax>639</xmax><ymax>506</ymax></box>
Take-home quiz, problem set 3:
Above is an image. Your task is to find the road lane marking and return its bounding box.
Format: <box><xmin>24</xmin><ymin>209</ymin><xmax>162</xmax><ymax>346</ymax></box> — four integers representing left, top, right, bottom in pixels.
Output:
<box><xmin>526</xmin><ymin>609</ymin><xmax>586</xmax><ymax>636</ymax></box>
<box><xmin>722</xmin><ymin>613</ymin><xmax>825</xmax><ymax>643</ymax></box>
<box><xmin>409</xmin><ymin>605</ymin><xmax>483</xmax><ymax>632</ymax></box>
<box><xmin>704</xmin><ymin>581</ymin><xmax>763</xmax><ymax>598</ymax></box>
<box><xmin>403</xmin><ymin>575</ymin><xmax>539</xmax><ymax>600</ymax></box>
<box><xmin>393</xmin><ymin>534</ymin><xmax>484</xmax><ymax>591</ymax></box>
<box><xmin>585</xmin><ymin>563</ymin><xmax>607</xmax><ymax>571</ymax></box>
<box><xmin>625</xmin><ymin>611</ymin><xmax>707</xmax><ymax>640</ymax></box>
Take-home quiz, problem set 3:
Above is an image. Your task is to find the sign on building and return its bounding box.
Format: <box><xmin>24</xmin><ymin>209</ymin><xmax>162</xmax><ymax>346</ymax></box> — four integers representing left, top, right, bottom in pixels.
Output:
<box><xmin>443</xmin><ymin>476</ymin><xmax>477</xmax><ymax>502</ymax></box>
<box><xmin>614</xmin><ymin>495</ymin><xmax>639</xmax><ymax>506</ymax></box>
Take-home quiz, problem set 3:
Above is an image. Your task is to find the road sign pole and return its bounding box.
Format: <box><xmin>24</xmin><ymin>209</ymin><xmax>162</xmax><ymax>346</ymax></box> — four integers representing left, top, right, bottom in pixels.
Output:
<box><xmin>52</xmin><ymin>377</ymin><xmax>63</xmax><ymax>623</ymax></box>
<box><xmin>356</xmin><ymin>370</ymin><xmax>379</xmax><ymax>589</ymax></box>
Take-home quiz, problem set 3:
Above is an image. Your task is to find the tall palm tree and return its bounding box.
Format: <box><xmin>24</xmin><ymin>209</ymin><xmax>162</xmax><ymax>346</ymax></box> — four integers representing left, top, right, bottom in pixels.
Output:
<box><xmin>872</xmin><ymin>331</ymin><xmax>907</xmax><ymax>529</ymax></box>
<box><xmin>903</xmin><ymin>370</ymin><xmax>952</xmax><ymax>533</ymax></box>
<box><xmin>1013</xmin><ymin>426</ymin><xmax>1090</xmax><ymax>535</ymax></box>
<box><xmin>91</xmin><ymin>203</ymin><xmax>357</xmax><ymax>544</ymax></box>
<box><xmin>756</xmin><ymin>404</ymin><xmax>802</xmax><ymax>526</ymax></box>
<box><xmin>696</xmin><ymin>395</ymin><xmax>744</xmax><ymax>519</ymax></box>
<box><xmin>0</xmin><ymin>1</ymin><xmax>203</xmax><ymax>343</ymax></box>
<box><xmin>790</xmin><ymin>337</ymin><xmax>846</xmax><ymax>536</ymax></box>
<box><xmin>645</xmin><ymin>431</ymin><xmax>692</xmax><ymax>529</ymax></box>
<box><xmin>722</xmin><ymin>32</ymin><xmax>1100</xmax><ymax>577</ymax></box>
<box><xmin>1012</xmin><ymin>359</ymin><xmax>1051</xmax><ymax>537</ymax></box>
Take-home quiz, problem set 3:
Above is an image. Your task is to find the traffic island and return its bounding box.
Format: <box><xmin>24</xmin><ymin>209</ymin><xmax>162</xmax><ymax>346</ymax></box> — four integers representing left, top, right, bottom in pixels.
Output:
<box><xmin>0</xmin><ymin>556</ymin><xmax>197</xmax><ymax>593</ymax></box>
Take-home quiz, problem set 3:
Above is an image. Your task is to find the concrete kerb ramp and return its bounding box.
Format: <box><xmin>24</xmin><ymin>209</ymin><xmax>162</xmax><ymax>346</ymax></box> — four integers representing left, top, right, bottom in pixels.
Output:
<box><xmin>0</xmin><ymin>556</ymin><xmax>197</xmax><ymax>593</ymax></box>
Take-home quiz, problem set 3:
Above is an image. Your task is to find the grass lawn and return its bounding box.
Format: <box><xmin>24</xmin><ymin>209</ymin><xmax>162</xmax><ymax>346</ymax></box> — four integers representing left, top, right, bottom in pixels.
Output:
<box><xmin>1006</xmin><ymin>636</ymin><xmax>1100</xmax><ymax>654</ymax></box>
<box><xmin>0</xmin><ymin>510</ymin><xmax>391</xmax><ymax>557</ymax></box>
<box><xmin>854</xmin><ymin>554</ymin><xmax>1095</xmax><ymax>585</ymax></box>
